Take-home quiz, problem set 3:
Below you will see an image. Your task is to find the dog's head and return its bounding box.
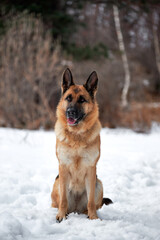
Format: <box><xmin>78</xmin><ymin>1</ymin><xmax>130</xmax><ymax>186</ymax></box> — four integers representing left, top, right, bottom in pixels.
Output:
<box><xmin>57</xmin><ymin>68</ymin><xmax>99</xmax><ymax>131</ymax></box>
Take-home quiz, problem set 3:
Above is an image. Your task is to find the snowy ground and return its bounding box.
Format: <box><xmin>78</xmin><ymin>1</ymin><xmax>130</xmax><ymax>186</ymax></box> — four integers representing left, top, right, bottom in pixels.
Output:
<box><xmin>0</xmin><ymin>126</ymin><xmax>160</xmax><ymax>240</ymax></box>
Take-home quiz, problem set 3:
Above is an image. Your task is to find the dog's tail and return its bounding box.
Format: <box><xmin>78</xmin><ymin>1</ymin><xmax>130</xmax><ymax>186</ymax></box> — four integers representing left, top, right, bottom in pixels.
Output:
<box><xmin>102</xmin><ymin>198</ymin><xmax>113</xmax><ymax>206</ymax></box>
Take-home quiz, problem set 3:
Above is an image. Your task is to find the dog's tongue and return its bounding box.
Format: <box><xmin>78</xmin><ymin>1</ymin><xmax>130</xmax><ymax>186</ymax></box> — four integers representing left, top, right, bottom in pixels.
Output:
<box><xmin>67</xmin><ymin>118</ymin><xmax>76</xmax><ymax>125</ymax></box>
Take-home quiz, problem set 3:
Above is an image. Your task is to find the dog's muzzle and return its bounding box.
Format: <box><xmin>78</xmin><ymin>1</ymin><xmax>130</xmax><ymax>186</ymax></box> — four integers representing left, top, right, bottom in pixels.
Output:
<box><xmin>66</xmin><ymin>107</ymin><xmax>85</xmax><ymax>126</ymax></box>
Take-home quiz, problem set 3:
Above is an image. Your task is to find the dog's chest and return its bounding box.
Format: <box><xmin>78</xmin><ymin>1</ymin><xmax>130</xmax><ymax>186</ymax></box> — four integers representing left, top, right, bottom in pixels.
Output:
<box><xmin>56</xmin><ymin>142</ymin><xmax>99</xmax><ymax>167</ymax></box>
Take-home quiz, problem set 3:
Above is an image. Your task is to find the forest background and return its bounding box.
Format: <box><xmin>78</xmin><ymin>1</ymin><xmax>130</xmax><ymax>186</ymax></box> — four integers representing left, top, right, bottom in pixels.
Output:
<box><xmin>0</xmin><ymin>0</ymin><xmax>160</xmax><ymax>132</ymax></box>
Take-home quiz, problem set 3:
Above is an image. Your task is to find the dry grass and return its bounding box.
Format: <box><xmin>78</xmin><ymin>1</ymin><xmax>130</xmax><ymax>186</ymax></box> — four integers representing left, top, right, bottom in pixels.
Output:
<box><xmin>0</xmin><ymin>12</ymin><xmax>63</xmax><ymax>129</ymax></box>
<box><xmin>118</xmin><ymin>102</ymin><xmax>160</xmax><ymax>132</ymax></box>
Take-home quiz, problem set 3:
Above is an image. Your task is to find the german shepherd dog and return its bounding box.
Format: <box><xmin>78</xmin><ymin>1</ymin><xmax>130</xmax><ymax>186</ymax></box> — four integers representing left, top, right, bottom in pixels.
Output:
<box><xmin>51</xmin><ymin>68</ymin><xmax>112</xmax><ymax>222</ymax></box>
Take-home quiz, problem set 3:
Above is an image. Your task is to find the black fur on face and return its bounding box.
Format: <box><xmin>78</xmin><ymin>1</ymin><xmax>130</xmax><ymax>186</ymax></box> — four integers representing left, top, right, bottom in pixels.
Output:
<box><xmin>66</xmin><ymin>103</ymin><xmax>85</xmax><ymax>126</ymax></box>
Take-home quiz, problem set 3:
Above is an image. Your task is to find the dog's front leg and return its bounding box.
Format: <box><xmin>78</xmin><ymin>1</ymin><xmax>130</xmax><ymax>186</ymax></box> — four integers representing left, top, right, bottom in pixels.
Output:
<box><xmin>86</xmin><ymin>166</ymin><xmax>98</xmax><ymax>220</ymax></box>
<box><xmin>56</xmin><ymin>164</ymin><xmax>68</xmax><ymax>222</ymax></box>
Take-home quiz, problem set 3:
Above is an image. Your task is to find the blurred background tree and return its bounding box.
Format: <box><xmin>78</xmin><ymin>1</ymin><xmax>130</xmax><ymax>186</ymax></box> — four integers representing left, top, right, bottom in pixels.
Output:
<box><xmin>0</xmin><ymin>0</ymin><xmax>160</xmax><ymax>131</ymax></box>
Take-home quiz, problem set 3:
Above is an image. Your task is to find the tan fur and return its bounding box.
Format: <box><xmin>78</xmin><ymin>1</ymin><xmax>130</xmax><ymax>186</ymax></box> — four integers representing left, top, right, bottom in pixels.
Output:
<box><xmin>51</xmin><ymin>74</ymin><xmax>103</xmax><ymax>221</ymax></box>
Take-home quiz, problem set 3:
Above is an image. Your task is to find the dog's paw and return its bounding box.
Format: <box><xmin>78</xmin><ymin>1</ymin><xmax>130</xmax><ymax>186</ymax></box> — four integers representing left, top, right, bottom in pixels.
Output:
<box><xmin>56</xmin><ymin>212</ymin><xmax>67</xmax><ymax>223</ymax></box>
<box><xmin>88</xmin><ymin>213</ymin><xmax>98</xmax><ymax>220</ymax></box>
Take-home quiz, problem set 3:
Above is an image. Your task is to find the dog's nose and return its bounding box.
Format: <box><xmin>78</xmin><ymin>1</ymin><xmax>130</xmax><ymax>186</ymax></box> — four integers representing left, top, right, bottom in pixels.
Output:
<box><xmin>67</xmin><ymin>107</ymin><xmax>77</xmax><ymax>118</ymax></box>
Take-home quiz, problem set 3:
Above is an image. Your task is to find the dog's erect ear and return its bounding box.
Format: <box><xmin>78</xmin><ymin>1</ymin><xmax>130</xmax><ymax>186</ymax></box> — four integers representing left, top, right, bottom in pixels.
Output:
<box><xmin>84</xmin><ymin>71</ymin><xmax>98</xmax><ymax>98</ymax></box>
<box><xmin>62</xmin><ymin>68</ymin><xmax>75</xmax><ymax>94</ymax></box>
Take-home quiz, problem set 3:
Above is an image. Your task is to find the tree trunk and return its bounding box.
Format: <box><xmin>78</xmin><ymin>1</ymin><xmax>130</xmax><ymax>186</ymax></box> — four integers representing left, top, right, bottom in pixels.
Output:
<box><xmin>113</xmin><ymin>5</ymin><xmax>131</xmax><ymax>108</ymax></box>
<box><xmin>152</xmin><ymin>10</ymin><xmax>160</xmax><ymax>79</ymax></box>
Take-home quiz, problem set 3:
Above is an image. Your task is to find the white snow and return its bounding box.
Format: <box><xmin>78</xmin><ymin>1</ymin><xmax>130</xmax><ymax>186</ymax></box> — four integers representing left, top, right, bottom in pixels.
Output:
<box><xmin>0</xmin><ymin>126</ymin><xmax>160</xmax><ymax>240</ymax></box>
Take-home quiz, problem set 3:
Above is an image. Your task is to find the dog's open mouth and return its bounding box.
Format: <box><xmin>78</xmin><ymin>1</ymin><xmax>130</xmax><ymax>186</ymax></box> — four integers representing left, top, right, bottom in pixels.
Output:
<box><xmin>67</xmin><ymin>117</ymin><xmax>77</xmax><ymax>125</ymax></box>
<box><xmin>67</xmin><ymin>114</ymin><xmax>85</xmax><ymax>126</ymax></box>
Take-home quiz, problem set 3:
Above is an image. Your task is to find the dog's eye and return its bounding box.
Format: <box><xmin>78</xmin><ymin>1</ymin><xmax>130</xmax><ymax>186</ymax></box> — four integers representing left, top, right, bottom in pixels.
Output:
<box><xmin>65</xmin><ymin>94</ymin><xmax>72</xmax><ymax>102</ymax></box>
<box><xmin>78</xmin><ymin>96</ymin><xmax>86</xmax><ymax>103</ymax></box>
